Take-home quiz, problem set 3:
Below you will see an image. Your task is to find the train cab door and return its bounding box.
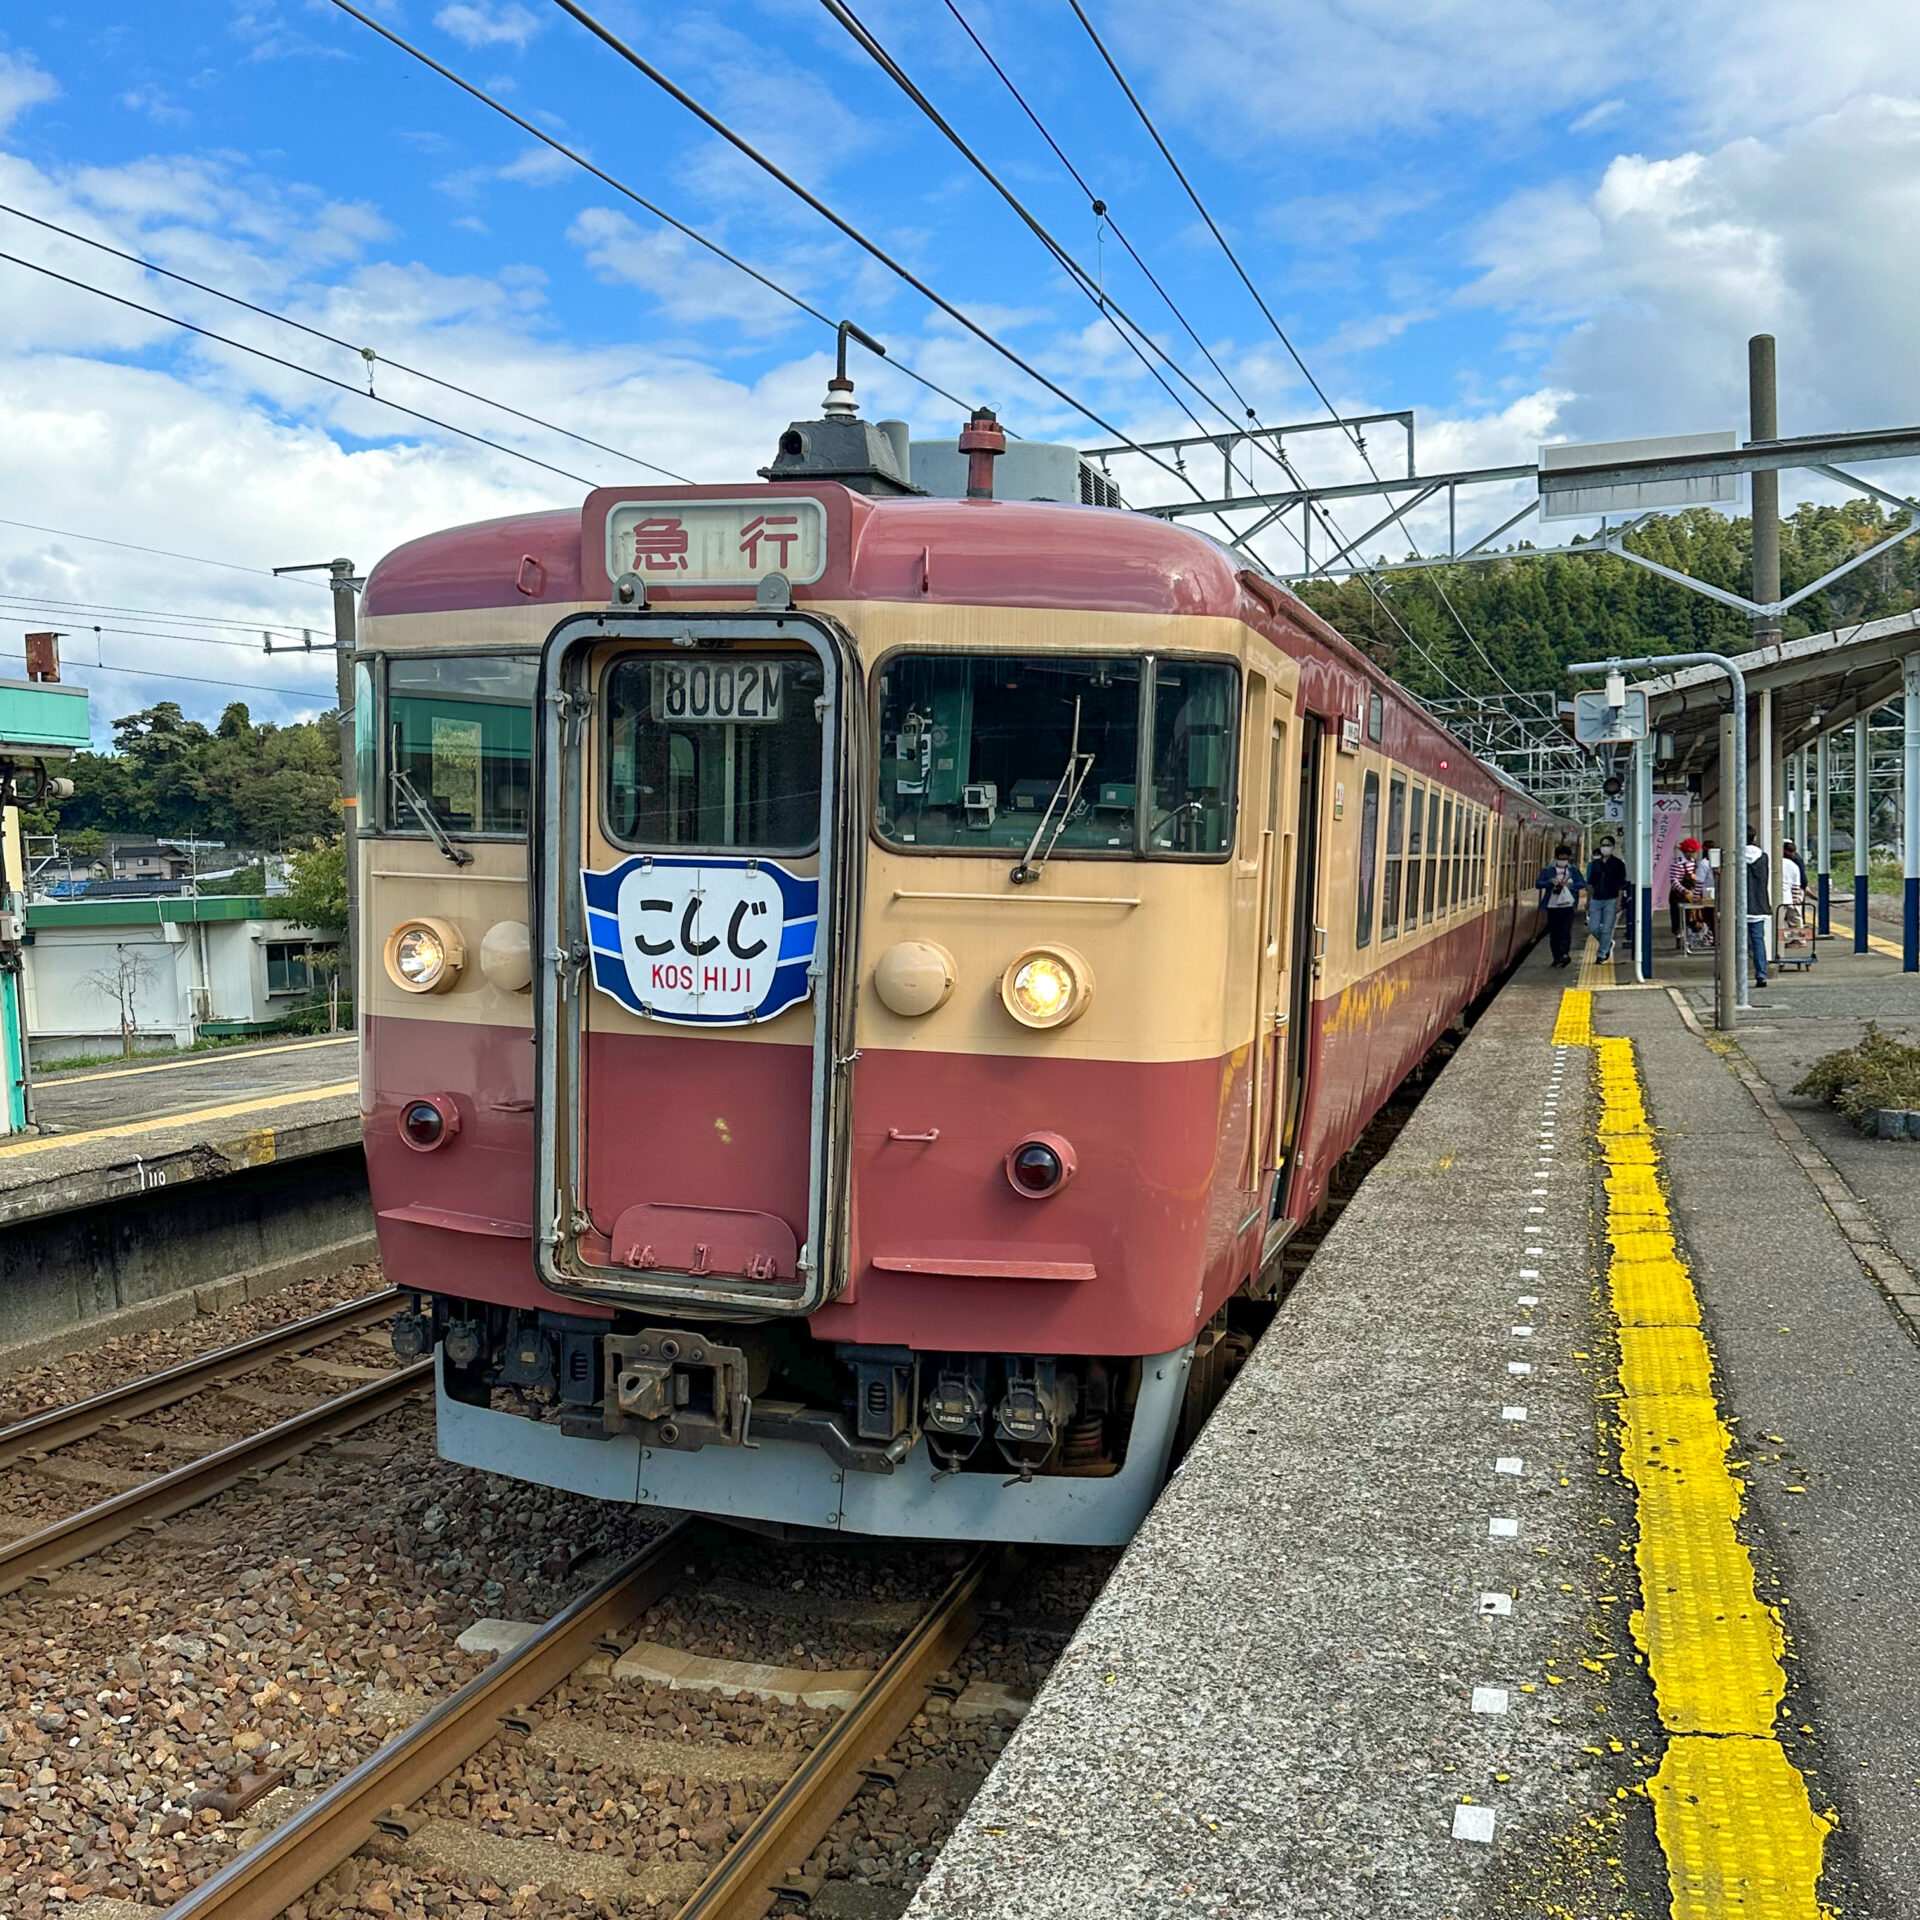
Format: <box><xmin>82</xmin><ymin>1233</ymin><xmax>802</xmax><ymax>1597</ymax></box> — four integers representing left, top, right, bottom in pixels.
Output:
<box><xmin>531</xmin><ymin>609</ymin><xmax>862</xmax><ymax>1318</ymax></box>
<box><xmin>1270</xmin><ymin>713</ymin><xmax>1325</xmax><ymax>1234</ymax></box>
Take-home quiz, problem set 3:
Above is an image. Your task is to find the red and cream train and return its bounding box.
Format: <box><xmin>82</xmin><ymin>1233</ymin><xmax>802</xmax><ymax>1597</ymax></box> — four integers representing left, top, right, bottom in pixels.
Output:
<box><xmin>361</xmin><ymin>391</ymin><xmax>1574</xmax><ymax>1545</ymax></box>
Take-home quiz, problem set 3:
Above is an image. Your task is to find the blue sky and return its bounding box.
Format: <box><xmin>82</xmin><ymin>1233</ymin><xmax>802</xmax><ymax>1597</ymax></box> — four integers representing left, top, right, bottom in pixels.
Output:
<box><xmin>4</xmin><ymin>0</ymin><xmax>1920</xmax><ymax>741</ymax></box>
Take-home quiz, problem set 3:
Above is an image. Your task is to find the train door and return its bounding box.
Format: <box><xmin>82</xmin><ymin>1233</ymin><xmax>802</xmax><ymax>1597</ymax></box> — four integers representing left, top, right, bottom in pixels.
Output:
<box><xmin>531</xmin><ymin>611</ymin><xmax>861</xmax><ymax>1317</ymax></box>
<box><xmin>1244</xmin><ymin>679</ymin><xmax>1292</xmax><ymax>1204</ymax></box>
<box><xmin>1271</xmin><ymin>713</ymin><xmax>1324</xmax><ymax>1227</ymax></box>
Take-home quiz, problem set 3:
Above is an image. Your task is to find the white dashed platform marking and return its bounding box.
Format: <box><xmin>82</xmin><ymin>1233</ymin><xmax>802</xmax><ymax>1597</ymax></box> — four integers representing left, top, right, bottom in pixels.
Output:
<box><xmin>1452</xmin><ymin>1804</ymin><xmax>1497</xmax><ymax>1844</ymax></box>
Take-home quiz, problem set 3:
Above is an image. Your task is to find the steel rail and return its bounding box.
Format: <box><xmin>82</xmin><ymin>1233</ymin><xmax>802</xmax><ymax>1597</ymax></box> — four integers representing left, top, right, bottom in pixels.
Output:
<box><xmin>0</xmin><ymin>1359</ymin><xmax>431</xmax><ymax>1597</ymax></box>
<box><xmin>0</xmin><ymin>1288</ymin><xmax>400</xmax><ymax>1470</ymax></box>
<box><xmin>162</xmin><ymin>1530</ymin><xmax>1006</xmax><ymax>1920</ymax></box>
<box><xmin>164</xmin><ymin>1517</ymin><xmax>709</xmax><ymax>1920</ymax></box>
<box><xmin>673</xmin><ymin>1544</ymin><xmax>1010</xmax><ymax>1920</ymax></box>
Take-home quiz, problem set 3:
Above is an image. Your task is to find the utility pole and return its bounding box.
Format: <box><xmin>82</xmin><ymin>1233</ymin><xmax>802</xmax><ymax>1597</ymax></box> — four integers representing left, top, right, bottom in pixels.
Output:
<box><xmin>328</xmin><ymin>558</ymin><xmax>360</xmax><ymax>1008</ymax></box>
<box><xmin>271</xmin><ymin>558</ymin><xmax>362</xmax><ymax>1012</ymax></box>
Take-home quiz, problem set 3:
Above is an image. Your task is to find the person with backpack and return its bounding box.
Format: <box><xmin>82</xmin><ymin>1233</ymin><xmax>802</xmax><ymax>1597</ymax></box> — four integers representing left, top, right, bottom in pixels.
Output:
<box><xmin>1535</xmin><ymin>843</ymin><xmax>1583</xmax><ymax>968</ymax></box>
<box><xmin>1744</xmin><ymin>828</ymin><xmax>1774</xmax><ymax>988</ymax></box>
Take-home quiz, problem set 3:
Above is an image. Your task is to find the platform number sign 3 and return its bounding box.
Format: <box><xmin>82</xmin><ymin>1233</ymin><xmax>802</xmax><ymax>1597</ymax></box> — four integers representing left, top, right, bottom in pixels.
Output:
<box><xmin>582</xmin><ymin>854</ymin><xmax>818</xmax><ymax>1025</ymax></box>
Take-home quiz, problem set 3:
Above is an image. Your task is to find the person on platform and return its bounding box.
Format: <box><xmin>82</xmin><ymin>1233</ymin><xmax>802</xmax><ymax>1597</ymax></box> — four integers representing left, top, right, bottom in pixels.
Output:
<box><xmin>1672</xmin><ymin>837</ymin><xmax>1701</xmax><ymax>952</ymax></box>
<box><xmin>1781</xmin><ymin>840</ymin><xmax>1808</xmax><ymax>928</ymax></box>
<box><xmin>1585</xmin><ymin>835</ymin><xmax>1631</xmax><ymax>963</ymax></box>
<box><xmin>1744</xmin><ymin>829</ymin><xmax>1774</xmax><ymax>988</ymax></box>
<box><xmin>1536</xmin><ymin>843</ymin><xmax>1583</xmax><ymax>968</ymax></box>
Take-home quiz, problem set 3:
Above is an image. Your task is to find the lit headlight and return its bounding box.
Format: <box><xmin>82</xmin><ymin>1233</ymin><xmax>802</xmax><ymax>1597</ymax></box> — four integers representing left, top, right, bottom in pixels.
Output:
<box><xmin>383</xmin><ymin>917</ymin><xmax>465</xmax><ymax>995</ymax></box>
<box><xmin>1000</xmin><ymin>944</ymin><xmax>1093</xmax><ymax>1030</ymax></box>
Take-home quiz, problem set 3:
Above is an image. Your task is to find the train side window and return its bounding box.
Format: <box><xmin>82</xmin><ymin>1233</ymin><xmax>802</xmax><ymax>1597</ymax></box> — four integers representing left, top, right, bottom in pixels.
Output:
<box><xmin>1451</xmin><ymin>802</ymin><xmax>1466</xmax><ymax>909</ymax></box>
<box><xmin>1404</xmin><ymin>784</ymin><xmax>1425</xmax><ymax>932</ymax></box>
<box><xmin>1438</xmin><ymin>796</ymin><xmax>1454</xmax><ymax>913</ymax></box>
<box><xmin>383</xmin><ymin>653</ymin><xmax>538</xmax><ymax>839</ymax></box>
<box><xmin>1424</xmin><ymin>790</ymin><xmax>1442</xmax><ymax>922</ymax></box>
<box><xmin>1355</xmin><ymin>770</ymin><xmax>1381</xmax><ymax>948</ymax></box>
<box><xmin>1381</xmin><ymin>774</ymin><xmax>1406</xmax><ymax>938</ymax></box>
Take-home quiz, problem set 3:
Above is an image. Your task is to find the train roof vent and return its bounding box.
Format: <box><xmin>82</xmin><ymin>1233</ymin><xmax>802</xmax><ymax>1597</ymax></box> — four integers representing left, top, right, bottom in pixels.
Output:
<box><xmin>910</xmin><ymin>439</ymin><xmax>1126</xmax><ymax>509</ymax></box>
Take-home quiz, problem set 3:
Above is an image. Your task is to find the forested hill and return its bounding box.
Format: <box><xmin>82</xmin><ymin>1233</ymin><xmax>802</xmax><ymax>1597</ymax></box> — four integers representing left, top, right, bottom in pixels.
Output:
<box><xmin>1293</xmin><ymin>497</ymin><xmax>1920</xmax><ymax>698</ymax></box>
<box><xmin>43</xmin><ymin>701</ymin><xmax>341</xmax><ymax>847</ymax></box>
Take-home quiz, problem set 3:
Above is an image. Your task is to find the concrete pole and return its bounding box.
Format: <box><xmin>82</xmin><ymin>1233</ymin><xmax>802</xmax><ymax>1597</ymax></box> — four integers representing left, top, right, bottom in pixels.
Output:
<box><xmin>1750</xmin><ymin>333</ymin><xmax>1782</xmax><ymax>645</ymax></box>
<box><xmin>328</xmin><ymin>559</ymin><xmax>360</xmax><ymax>1009</ymax></box>
<box><xmin>1906</xmin><ymin>653</ymin><xmax>1920</xmax><ymax>972</ymax></box>
<box><xmin>1635</xmin><ymin>733</ymin><xmax>1655</xmax><ymax>981</ymax></box>
<box><xmin>1855</xmin><ymin>713</ymin><xmax>1871</xmax><ymax>952</ymax></box>
<box><xmin>1816</xmin><ymin>728</ymin><xmax>1832</xmax><ymax>936</ymax></box>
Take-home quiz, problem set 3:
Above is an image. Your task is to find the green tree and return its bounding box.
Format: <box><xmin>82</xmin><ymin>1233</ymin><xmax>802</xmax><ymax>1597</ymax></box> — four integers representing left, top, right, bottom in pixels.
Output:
<box><xmin>280</xmin><ymin>837</ymin><xmax>347</xmax><ymax>934</ymax></box>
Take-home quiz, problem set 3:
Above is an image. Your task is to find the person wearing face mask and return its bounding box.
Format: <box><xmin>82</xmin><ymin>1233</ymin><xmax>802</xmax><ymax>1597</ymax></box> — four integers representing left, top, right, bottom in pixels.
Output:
<box><xmin>1585</xmin><ymin>834</ymin><xmax>1631</xmax><ymax>964</ymax></box>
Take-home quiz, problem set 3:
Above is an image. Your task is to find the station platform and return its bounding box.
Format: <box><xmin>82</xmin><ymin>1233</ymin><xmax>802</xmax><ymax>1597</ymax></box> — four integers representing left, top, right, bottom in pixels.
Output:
<box><xmin>0</xmin><ymin>1036</ymin><xmax>369</xmax><ymax>1372</ymax></box>
<box><xmin>0</xmin><ymin>1034</ymin><xmax>358</xmax><ymax>1227</ymax></box>
<box><xmin>908</xmin><ymin>935</ymin><xmax>1920</xmax><ymax>1919</ymax></box>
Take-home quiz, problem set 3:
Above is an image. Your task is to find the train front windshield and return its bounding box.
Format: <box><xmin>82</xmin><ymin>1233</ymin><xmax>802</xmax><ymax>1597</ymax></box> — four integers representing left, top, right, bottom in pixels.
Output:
<box><xmin>875</xmin><ymin>653</ymin><xmax>1237</xmax><ymax>856</ymax></box>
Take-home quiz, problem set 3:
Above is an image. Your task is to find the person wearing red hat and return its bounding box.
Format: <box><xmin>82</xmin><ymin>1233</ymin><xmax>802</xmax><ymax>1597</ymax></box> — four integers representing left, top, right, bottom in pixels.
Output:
<box><xmin>1671</xmin><ymin>837</ymin><xmax>1702</xmax><ymax>952</ymax></box>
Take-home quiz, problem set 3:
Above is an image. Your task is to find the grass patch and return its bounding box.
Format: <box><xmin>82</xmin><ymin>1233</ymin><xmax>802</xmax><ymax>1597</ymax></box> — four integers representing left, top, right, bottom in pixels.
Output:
<box><xmin>1794</xmin><ymin>1022</ymin><xmax>1920</xmax><ymax>1130</ymax></box>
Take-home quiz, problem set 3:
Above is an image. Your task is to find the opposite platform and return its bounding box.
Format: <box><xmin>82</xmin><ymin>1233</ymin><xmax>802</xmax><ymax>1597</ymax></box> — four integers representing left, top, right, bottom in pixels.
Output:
<box><xmin>0</xmin><ymin>1034</ymin><xmax>359</xmax><ymax>1227</ymax></box>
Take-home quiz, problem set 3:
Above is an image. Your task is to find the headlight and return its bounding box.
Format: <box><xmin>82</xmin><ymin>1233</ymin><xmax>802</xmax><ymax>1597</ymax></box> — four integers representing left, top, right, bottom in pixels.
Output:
<box><xmin>383</xmin><ymin>917</ymin><xmax>465</xmax><ymax>995</ymax></box>
<box><xmin>999</xmin><ymin>944</ymin><xmax>1093</xmax><ymax>1030</ymax></box>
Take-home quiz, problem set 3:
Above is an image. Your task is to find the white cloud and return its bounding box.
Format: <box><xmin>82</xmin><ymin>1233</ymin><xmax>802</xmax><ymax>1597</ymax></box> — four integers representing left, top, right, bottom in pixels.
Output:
<box><xmin>0</xmin><ymin>51</ymin><xmax>57</xmax><ymax>133</ymax></box>
<box><xmin>1468</xmin><ymin>96</ymin><xmax>1920</xmax><ymax>443</ymax></box>
<box><xmin>569</xmin><ymin>206</ymin><xmax>809</xmax><ymax>338</ymax></box>
<box><xmin>433</xmin><ymin>4</ymin><xmax>545</xmax><ymax>51</ymax></box>
<box><xmin>1102</xmin><ymin>0</ymin><xmax>1920</xmax><ymax>146</ymax></box>
<box><xmin>1570</xmin><ymin>100</ymin><xmax>1626</xmax><ymax>136</ymax></box>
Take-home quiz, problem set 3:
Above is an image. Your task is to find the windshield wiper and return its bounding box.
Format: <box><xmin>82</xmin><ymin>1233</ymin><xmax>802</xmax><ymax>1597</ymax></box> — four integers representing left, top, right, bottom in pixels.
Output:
<box><xmin>1010</xmin><ymin>697</ymin><xmax>1096</xmax><ymax>885</ymax></box>
<box><xmin>392</xmin><ymin>767</ymin><xmax>474</xmax><ymax>867</ymax></box>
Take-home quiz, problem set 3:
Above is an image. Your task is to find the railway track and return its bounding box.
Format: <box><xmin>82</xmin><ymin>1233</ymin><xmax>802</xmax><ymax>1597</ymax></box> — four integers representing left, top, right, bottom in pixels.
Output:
<box><xmin>0</xmin><ymin>1359</ymin><xmax>431</xmax><ymax>1596</ymax></box>
<box><xmin>0</xmin><ymin>1287</ymin><xmax>399</xmax><ymax>1470</ymax></box>
<box><xmin>156</xmin><ymin>1520</ymin><xmax>1010</xmax><ymax>1920</ymax></box>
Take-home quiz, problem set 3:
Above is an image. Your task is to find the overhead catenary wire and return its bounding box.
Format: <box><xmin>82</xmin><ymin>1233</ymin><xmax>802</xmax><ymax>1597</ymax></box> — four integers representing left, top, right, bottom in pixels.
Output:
<box><xmin>819</xmin><ymin>1</ymin><xmax>1237</xmax><ymax>443</ymax></box>
<box><xmin>326</xmin><ymin>0</ymin><xmax>986</xmax><ymax>424</ymax></box>
<box><xmin>0</xmin><ymin>591</ymin><xmax>322</xmax><ymax>639</ymax></box>
<box><xmin>918</xmin><ymin>2</ymin><xmax>1470</xmax><ymax>694</ymax></box>
<box><xmin>0</xmin><ymin>201</ymin><xmax>691</xmax><ymax>485</ymax></box>
<box><xmin>0</xmin><ymin>249</ymin><xmax>617</xmax><ymax>493</ymax></box>
<box><xmin>0</xmin><ymin>654</ymin><xmax>334</xmax><ymax>702</ymax></box>
<box><xmin>0</xmin><ymin>516</ymin><xmax>330</xmax><ymax>590</ymax></box>
<box><xmin>1061</xmin><ymin>0</ymin><xmax>1515</xmax><ymax>697</ymax></box>
<box><xmin>539</xmin><ymin>0</ymin><xmax>1222</xmax><ymax>503</ymax></box>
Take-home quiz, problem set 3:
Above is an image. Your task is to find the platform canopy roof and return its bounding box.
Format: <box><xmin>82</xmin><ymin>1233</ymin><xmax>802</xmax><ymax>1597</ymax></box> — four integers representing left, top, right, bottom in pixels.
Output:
<box><xmin>1636</xmin><ymin>608</ymin><xmax>1920</xmax><ymax>783</ymax></box>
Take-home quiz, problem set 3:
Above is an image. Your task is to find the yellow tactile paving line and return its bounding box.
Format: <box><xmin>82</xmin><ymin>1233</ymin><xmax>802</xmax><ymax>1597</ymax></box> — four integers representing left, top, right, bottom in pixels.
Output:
<box><xmin>0</xmin><ymin>1081</ymin><xmax>360</xmax><ymax>1158</ymax></box>
<box><xmin>1829</xmin><ymin>916</ymin><xmax>1903</xmax><ymax>959</ymax></box>
<box><xmin>1559</xmin><ymin>986</ymin><xmax>1831</xmax><ymax>1917</ymax></box>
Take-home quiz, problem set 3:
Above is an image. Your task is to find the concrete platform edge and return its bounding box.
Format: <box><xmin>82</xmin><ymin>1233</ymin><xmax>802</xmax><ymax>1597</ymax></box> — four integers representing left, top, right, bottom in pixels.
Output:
<box><xmin>0</xmin><ymin>1228</ymin><xmax>378</xmax><ymax>1378</ymax></box>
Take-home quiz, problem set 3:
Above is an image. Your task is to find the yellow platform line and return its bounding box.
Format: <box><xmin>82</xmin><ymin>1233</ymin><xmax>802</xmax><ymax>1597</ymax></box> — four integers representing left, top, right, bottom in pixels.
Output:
<box><xmin>1561</xmin><ymin>994</ymin><xmax>1829</xmax><ymax>1916</ymax></box>
<box><xmin>0</xmin><ymin>1081</ymin><xmax>360</xmax><ymax>1158</ymax></box>
<box><xmin>1576</xmin><ymin>940</ymin><xmax>1618</xmax><ymax>991</ymax></box>
<box><xmin>1828</xmin><ymin>917</ymin><xmax>1903</xmax><ymax>960</ymax></box>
